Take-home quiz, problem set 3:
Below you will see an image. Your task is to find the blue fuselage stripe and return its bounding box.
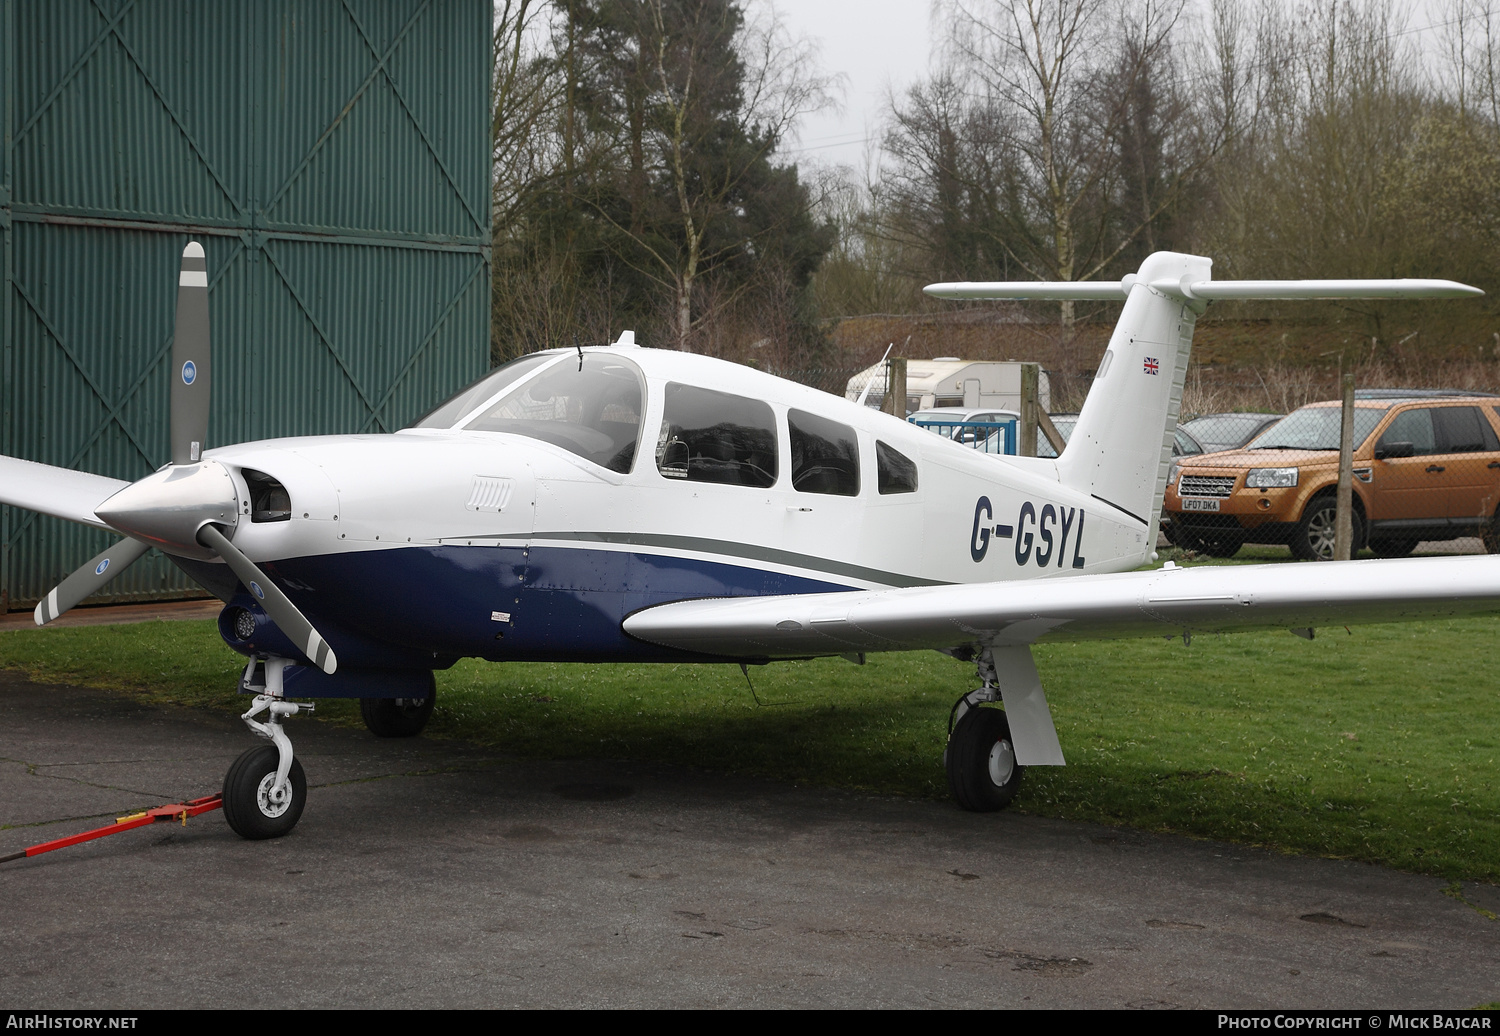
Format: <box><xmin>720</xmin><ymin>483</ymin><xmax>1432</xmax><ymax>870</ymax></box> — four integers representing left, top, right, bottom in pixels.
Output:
<box><xmin>232</xmin><ymin>543</ymin><xmax>855</xmax><ymax>666</ymax></box>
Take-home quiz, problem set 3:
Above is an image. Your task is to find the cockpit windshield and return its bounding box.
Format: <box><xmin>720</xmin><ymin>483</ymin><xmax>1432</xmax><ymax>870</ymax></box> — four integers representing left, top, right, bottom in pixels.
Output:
<box><xmin>410</xmin><ymin>352</ymin><xmax>558</xmax><ymax>430</ymax></box>
<box><xmin>411</xmin><ymin>352</ymin><xmax>645</xmax><ymax>474</ymax></box>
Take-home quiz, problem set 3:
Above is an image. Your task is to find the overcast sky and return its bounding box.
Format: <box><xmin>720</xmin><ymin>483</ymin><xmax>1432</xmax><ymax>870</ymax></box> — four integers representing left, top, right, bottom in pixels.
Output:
<box><xmin>773</xmin><ymin>0</ymin><xmax>1456</xmax><ymax>176</ymax></box>
<box><xmin>774</xmin><ymin>0</ymin><xmax>936</xmax><ymax>174</ymax></box>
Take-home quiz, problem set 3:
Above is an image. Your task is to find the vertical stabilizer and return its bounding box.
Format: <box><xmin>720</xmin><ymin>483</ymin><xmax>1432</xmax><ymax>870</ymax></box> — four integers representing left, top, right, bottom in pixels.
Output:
<box><xmin>1054</xmin><ymin>252</ymin><xmax>1210</xmax><ymax>539</ymax></box>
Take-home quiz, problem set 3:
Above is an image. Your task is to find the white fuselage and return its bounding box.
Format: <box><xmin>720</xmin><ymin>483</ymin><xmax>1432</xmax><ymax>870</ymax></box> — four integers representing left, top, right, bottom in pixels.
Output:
<box><xmin>195</xmin><ymin>347</ymin><xmax>1152</xmax><ymax>667</ymax></box>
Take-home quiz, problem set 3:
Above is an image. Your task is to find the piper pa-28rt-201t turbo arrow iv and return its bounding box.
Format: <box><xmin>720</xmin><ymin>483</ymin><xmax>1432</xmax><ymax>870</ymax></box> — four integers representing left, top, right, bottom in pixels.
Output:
<box><xmin>1</xmin><ymin>245</ymin><xmax>1494</xmax><ymax>838</ymax></box>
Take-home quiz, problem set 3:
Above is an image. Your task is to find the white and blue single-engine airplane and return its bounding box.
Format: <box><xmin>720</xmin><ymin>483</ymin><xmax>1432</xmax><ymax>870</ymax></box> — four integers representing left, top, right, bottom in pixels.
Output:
<box><xmin>1</xmin><ymin>244</ymin><xmax>1494</xmax><ymax>838</ymax></box>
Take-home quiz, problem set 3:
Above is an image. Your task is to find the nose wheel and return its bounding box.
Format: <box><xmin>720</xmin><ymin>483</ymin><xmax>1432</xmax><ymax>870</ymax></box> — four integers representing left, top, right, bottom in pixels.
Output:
<box><xmin>224</xmin><ymin>656</ymin><xmax>312</xmax><ymax>840</ymax></box>
<box><xmin>222</xmin><ymin>743</ymin><xmax>307</xmax><ymax>839</ymax></box>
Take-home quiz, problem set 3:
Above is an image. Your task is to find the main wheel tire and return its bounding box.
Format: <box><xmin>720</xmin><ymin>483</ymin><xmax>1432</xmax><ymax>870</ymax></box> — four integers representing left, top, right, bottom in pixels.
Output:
<box><xmin>222</xmin><ymin>744</ymin><xmax>306</xmax><ymax>840</ymax></box>
<box><xmin>946</xmin><ymin>706</ymin><xmax>1024</xmax><ymax>812</ymax></box>
<box><xmin>1188</xmin><ymin>530</ymin><xmax>1244</xmax><ymax>558</ymax></box>
<box><xmin>1483</xmin><ymin>510</ymin><xmax>1500</xmax><ymax>554</ymax></box>
<box><xmin>360</xmin><ymin>676</ymin><xmax>436</xmax><ymax>737</ymax></box>
<box><xmin>1368</xmin><ymin>537</ymin><xmax>1418</xmax><ymax>557</ymax></box>
<box><xmin>1289</xmin><ymin>496</ymin><xmax>1364</xmax><ymax>561</ymax></box>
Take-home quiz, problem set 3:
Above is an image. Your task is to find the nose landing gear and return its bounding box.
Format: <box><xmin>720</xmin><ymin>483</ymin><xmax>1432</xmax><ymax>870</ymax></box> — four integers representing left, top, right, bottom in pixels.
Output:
<box><xmin>224</xmin><ymin>657</ymin><xmax>311</xmax><ymax>839</ymax></box>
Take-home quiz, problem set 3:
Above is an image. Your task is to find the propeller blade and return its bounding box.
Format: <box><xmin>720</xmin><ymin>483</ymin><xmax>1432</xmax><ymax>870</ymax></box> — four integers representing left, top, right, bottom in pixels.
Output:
<box><xmin>34</xmin><ymin>538</ymin><xmax>151</xmax><ymax>626</ymax></box>
<box><xmin>196</xmin><ymin>524</ymin><xmax>338</xmax><ymax>675</ymax></box>
<box><xmin>170</xmin><ymin>241</ymin><xmax>211</xmax><ymax>466</ymax></box>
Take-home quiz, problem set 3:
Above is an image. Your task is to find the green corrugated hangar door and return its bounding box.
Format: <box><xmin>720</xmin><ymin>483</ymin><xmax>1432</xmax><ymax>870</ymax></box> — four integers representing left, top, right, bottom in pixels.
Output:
<box><xmin>1</xmin><ymin>0</ymin><xmax>491</xmax><ymax>611</ymax></box>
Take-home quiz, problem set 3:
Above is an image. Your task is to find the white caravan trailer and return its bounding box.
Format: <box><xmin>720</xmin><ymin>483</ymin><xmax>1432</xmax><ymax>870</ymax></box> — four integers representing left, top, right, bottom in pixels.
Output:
<box><xmin>845</xmin><ymin>358</ymin><xmax>1051</xmax><ymax>416</ymax></box>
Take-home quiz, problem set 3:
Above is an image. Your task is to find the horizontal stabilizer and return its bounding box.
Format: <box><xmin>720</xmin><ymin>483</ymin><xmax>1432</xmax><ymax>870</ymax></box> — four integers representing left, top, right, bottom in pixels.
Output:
<box><xmin>1189</xmin><ymin>279</ymin><xmax>1483</xmax><ymax>300</ymax></box>
<box><xmin>925</xmin><ymin>281</ymin><xmax>1130</xmax><ymax>300</ymax></box>
<box><xmin>623</xmin><ymin>555</ymin><xmax>1500</xmax><ymax>660</ymax></box>
<box><xmin>0</xmin><ymin>455</ymin><xmax>128</xmax><ymax>529</ymax></box>
<box><xmin>924</xmin><ymin>277</ymin><xmax>1482</xmax><ymax>302</ymax></box>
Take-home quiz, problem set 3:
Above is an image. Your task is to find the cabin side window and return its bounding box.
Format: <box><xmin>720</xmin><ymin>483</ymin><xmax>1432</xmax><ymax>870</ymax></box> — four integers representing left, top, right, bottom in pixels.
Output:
<box><xmin>656</xmin><ymin>384</ymin><xmax>778</xmax><ymax>488</ymax></box>
<box><xmin>789</xmin><ymin>409</ymin><xmax>860</xmax><ymax>496</ymax></box>
<box><xmin>876</xmin><ymin>441</ymin><xmax>918</xmax><ymax>494</ymax></box>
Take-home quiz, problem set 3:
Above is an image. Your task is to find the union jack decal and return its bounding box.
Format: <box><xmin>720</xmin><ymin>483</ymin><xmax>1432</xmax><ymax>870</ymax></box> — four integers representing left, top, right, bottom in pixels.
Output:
<box><xmin>1143</xmin><ymin>356</ymin><xmax>1159</xmax><ymax>375</ymax></box>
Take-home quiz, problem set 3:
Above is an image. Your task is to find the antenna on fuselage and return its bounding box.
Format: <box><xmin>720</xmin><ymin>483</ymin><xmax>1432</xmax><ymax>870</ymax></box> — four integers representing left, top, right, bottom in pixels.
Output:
<box><xmin>857</xmin><ymin>343</ymin><xmax>895</xmax><ymax>408</ymax></box>
<box><xmin>574</xmin><ymin>334</ymin><xmax>583</xmax><ymax>372</ymax></box>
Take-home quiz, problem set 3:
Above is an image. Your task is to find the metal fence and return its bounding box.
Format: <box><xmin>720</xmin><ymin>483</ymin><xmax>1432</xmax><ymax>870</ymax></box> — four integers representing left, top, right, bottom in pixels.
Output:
<box><xmin>910</xmin><ymin>419</ymin><xmax>1018</xmax><ymax>456</ymax></box>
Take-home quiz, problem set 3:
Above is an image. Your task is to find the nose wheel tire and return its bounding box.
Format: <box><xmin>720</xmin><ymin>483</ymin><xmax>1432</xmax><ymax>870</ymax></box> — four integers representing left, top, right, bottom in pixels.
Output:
<box><xmin>359</xmin><ymin>676</ymin><xmax>436</xmax><ymax>738</ymax></box>
<box><xmin>946</xmin><ymin>706</ymin><xmax>1024</xmax><ymax>812</ymax></box>
<box><xmin>222</xmin><ymin>744</ymin><xmax>307</xmax><ymax>840</ymax></box>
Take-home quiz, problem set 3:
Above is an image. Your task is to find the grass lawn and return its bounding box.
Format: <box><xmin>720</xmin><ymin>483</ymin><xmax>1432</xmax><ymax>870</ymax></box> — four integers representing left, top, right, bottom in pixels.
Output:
<box><xmin>2</xmin><ymin>551</ymin><xmax>1497</xmax><ymax>884</ymax></box>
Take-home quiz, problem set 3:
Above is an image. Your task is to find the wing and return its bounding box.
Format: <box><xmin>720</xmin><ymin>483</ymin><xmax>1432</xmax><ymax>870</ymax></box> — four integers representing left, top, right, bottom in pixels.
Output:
<box><xmin>0</xmin><ymin>455</ymin><xmax>128</xmax><ymax>530</ymax></box>
<box><xmin>622</xmin><ymin>555</ymin><xmax>1500</xmax><ymax>659</ymax></box>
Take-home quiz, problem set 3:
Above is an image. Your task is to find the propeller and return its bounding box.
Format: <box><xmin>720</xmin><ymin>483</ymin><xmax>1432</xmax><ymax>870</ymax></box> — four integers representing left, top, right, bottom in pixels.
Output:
<box><xmin>171</xmin><ymin>241</ymin><xmax>211</xmax><ymax>464</ymax></box>
<box><xmin>196</xmin><ymin>525</ymin><xmax>336</xmax><ymax>673</ymax></box>
<box><xmin>33</xmin><ymin>538</ymin><xmax>150</xmax><ymax>626</ymax></box>
<box><xmin>33</xmin><ymin>242</ymin><xmax>339</xmax><ymax>675</ymax></box>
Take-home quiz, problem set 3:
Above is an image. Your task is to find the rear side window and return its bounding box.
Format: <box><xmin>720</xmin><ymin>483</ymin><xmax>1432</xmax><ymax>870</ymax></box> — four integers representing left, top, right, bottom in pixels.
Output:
<box><xmin>1378</xmin><ymin>408</ymin><xmax>1436</xmax><ymax>456</ymax></box>
<box><xmin>789</xmin><ymin>409</ymin><xmax>860</xmax><ymax>496</ymax></box>
<box><xmin>1435</xmin><ymin>407</ymin><xmax>1500</xmax><ymax>453</ymax></box>
<box><xmin>876</xmin><ymin>441</ymin><xmax>918</xmax><ymax>494</ymax></box>
<box><xmin>656</xmin><ymin>384</ymin><xmax>777</xmax><ymax>487</ymax></box>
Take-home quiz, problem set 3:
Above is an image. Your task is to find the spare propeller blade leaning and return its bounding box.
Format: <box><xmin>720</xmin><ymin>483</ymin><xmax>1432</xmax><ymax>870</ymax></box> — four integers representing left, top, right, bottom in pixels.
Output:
<box><xmin>171</xmin><ymin>242</ymin><xmax>211</xmax><ymax>466</ymax></box>
<box><xmin>34</xmin><ymin>538</ymin><xmax>151</xmax><ymax>626</ymax></box>
<box><xmin>196</xmin><ymin>524</ymin><xmax>337</xmax><ymax>675</ymax></box>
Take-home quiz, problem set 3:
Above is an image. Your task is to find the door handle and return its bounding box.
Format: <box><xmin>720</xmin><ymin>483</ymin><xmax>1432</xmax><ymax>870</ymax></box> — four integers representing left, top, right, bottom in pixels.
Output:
<box><xmin>1489</xmin><ymin>461</ymin><xmax>1500</xmax><ymax>469</ymax></box>
<box><xmin>1426</xmin><ymin>465</ymin><xmax>1446</xmax><ymax>473</ymax></box>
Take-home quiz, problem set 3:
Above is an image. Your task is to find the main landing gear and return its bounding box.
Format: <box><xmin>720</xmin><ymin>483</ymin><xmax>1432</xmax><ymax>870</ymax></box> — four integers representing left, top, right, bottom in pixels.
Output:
<box><xmin>359</xmin><ymin>673</ymin><xmax>437</xmax><ymax>738</ymax></box>
<box><xmin>944</xmin><ymin>649</ymin><xmax>1025</xmax><ymax>811</ymax></box>
<box><xmin>223</xmin><ymin>657</ymin><xmax>310</xmax><ymax>840</ymax></box>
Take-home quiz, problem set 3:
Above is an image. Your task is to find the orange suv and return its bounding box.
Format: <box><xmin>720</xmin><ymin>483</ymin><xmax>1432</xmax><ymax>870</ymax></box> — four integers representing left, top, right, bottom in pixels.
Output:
<box><xmin>1164</xmin><ymin>393</ymin><xmax>1500</xmax><ymax>559</ymax></box>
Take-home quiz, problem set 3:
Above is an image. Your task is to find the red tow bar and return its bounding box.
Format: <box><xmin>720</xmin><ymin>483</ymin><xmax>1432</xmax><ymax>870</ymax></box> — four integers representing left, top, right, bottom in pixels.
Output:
<box><xmin>1</xmin><ymin>794</ymin><xmax>223</xmax><ymax>864</ymax></box>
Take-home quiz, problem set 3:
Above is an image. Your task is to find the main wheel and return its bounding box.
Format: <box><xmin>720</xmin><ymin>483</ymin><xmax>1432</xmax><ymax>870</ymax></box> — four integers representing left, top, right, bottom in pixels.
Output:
<box><xmin>1187</xmin><ymin>529</ymin><xmax>1243</xmax><ymax>558</ymax></box>
<box><xmin>1290</xmin><ymin>496</ymin><xmax>1363</xmax><ymax>561</ymax></box>
<box><xmin>946</xmin><ymin>706</ymin><xmax>1024</xmax><ymax>812</ymax></box>
<box><xmin>1483</xmin><ymin>509</ymin><xmax>1500</xmax><ymax>554</ymax></box>
<box><xmin>1368</xmin><ymin>537</ymin><xmax>1417</xmax><ymax>557</ymax></box>
<box><xmin>360</xmin><ymin>676</ymin><xmax>436</xmax><ymax>737</ymax></box>
<box><xmin>222</xmin><ymin>744</ymin><xmax>306</xmax><ymax>840</ymax></box>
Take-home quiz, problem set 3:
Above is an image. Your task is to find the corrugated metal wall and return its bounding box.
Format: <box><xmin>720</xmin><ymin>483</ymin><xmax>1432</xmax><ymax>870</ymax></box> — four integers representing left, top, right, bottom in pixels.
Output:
<box><xmin>1</xmin><ymin>0</ymin><xmax>491</xmax><ymax>610</ymax></box>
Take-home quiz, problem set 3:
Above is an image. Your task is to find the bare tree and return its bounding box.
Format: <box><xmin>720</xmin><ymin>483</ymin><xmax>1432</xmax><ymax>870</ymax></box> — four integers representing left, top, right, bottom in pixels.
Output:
<box><xmin>939</xmin><ymin>0</ymin><xmax>1219</xmax><ymax>319</ymax></box>
<box><xmin>1441</xmin><ymin>0</ymin><xmax>1500</xmax><ymax>126</ymax></box>
<box><xmin>583</xmin><ymin>0</ymin><xmax>837</xmax><ymax>350</ymax></box>
<box><xmin>491</xmin><ymin>0</ymin><xmax>559</xmax><ymax>235</ymax></box>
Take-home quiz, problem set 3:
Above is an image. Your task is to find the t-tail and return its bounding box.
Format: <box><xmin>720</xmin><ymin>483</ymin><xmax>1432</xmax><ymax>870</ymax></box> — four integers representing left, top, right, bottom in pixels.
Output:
<box><xmin>925</xmin><ymin>251</ymin><xmax>1483</xmax><ymax>550</ymax></box>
